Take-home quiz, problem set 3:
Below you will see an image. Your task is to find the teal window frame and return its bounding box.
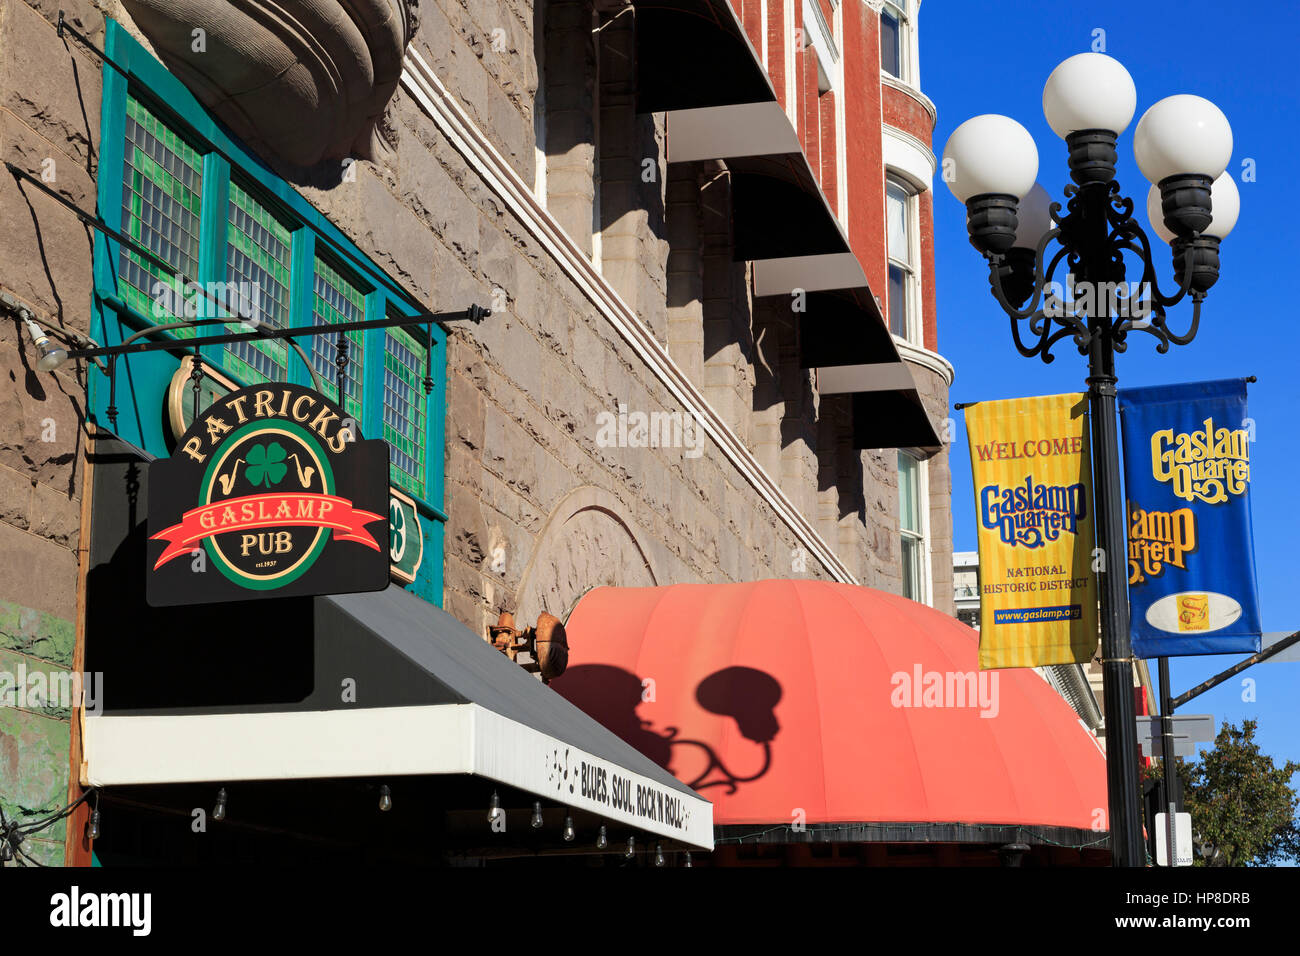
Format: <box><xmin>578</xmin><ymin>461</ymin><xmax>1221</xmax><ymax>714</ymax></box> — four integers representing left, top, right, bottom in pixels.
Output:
<box><xmin>90</xmin><ymin>19</ymin><xmax>446</xmax><ymax>604</ymax></box>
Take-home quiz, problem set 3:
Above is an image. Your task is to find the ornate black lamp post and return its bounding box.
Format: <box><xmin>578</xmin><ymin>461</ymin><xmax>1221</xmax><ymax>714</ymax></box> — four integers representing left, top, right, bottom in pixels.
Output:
<box><xmin>942</xmin><ymin>53</ymin><xmax>1238</xmax><ymax>867</ymax></box>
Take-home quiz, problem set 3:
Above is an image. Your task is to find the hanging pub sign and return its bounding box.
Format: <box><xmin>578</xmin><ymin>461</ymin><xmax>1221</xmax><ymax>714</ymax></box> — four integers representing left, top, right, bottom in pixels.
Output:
<box><xmin>164</xmin><ymin>358</ymin><xmax>425</xmax><ymax>587</ymax></box>
<box><xmin>965</xmin><ymin>393</ymin><xmax>1099</xmax><ymax>669</ymax></box>
<box><xmin>147</xmin><ymin>382</ymin><xmax>390</xmax><ymax>606</ymax></box>
<box><xmin>1118</xmin><ymin>379</ymin><xmax>1262</xmax><ymax>658</ymax></box>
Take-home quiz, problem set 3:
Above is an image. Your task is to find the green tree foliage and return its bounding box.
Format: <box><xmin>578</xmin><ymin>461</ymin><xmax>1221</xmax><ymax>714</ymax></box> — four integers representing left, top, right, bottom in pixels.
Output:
<box><xmin>1155</xmin><ymin>720</ymin><xmax>1300</xmax><ymax>866</ymax></box>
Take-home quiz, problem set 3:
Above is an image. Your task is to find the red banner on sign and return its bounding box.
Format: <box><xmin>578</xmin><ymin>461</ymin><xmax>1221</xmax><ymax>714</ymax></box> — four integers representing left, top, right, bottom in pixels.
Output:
<box><xmin>150</xmin><ymin>492</ymin><xmax>384</xmax><ymax>568</ymax></box>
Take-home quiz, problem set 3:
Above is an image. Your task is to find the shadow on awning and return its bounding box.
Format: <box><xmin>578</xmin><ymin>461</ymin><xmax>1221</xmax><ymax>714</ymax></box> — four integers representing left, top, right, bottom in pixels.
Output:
<box><xmin>852</xmin><ymin>390</ymin><xmax>941</xmax><ymax>450</ymax></box>
<box><xmin>81</xmin><ymin>434</ymin><xmax>713</xmax><ymax>849</ymax></box>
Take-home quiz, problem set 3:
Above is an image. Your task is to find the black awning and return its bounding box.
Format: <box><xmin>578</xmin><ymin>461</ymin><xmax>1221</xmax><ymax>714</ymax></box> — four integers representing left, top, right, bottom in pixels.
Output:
<box><xmin>630</xmin><ymin>1</ymin><xmax>937</xmax><ymax>451</ymax></box>
<box><xmin>82</xmin><ymin>433</ymin><xmax>713</xmax><ymax>847</ymax></box>
<box><xmin>728</xmin><ymin>153</ymin><xmax>851</xmax><ymax>261</ymax></box>
<box><xmin>796</xmin><ymin>289</ymin><xmax>896</xmax><ymax>369</ymax></box>
<box><xmin>852</xmin><ymin>390</ymin><xmax>942</xmax><ymax>451</ymax></box>
<box><xmin>634</xmin><ymin>0</ymin><xmax>775</xmax><ymax>113</ymax></box>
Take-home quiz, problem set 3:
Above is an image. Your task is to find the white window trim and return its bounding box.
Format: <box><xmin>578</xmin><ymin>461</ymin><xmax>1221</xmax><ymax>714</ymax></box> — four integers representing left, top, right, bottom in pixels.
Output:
<box><xmin>802</xmin><ymin>0</ymin><xmax>848</xmax><ymax>227</ymax></box>
<box><xmin>919</xmin><ymin>455</ymin><xmax>933</xmax><ymax>606</ymax></box>
<box><xmin>882</xmin><ymin>125</ymin><xmax>935</xmax><ymax>192</ymax></box>
<box><xmin>899</xmin><ymin>450</ymin><xmax>932</xmax><ymax>606</ymax></box>
<box><xmin>886</xmin><ymin>174</ymin><xmax>923</xmax><ymax>347</ymax></box>
<box><xmin>533</xmin><ymin>0</ymin><xmax>547</xmax><ymax>207</ymax></box>
<box><xmin>880</xmin><ymin>0</ymin><xmax>920</xmax><ymax>89</ymax></box>
<box><xmin>591</xmin><ymin>7</ymin><xmax>603</xmax><ymax>272</ymax></box>
<box><xmin>803</xmin><ymin>0</ymin><xmax>838</xmax><ymax>90</ymax></box>
<box><xmin>834</xmin><ymin>2</ymin><xmax>847</xmax><ymax>226</ymax></box>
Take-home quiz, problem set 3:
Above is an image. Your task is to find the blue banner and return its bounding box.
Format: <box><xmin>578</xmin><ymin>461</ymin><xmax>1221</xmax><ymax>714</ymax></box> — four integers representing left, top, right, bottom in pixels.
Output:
<box><xmin>1118</xmin><ymin>379</ymin><xmax>1261</xmax><ymax>658</ymax></box>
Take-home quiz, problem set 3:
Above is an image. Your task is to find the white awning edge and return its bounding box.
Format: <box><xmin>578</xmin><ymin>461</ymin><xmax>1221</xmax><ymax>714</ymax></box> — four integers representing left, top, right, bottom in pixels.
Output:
<box><xmin>816</xmin><ymin>361</ymin><xmax>916</xmax><ymax>396</ymax></box>
<box><xmin>752</xmin><ymin>252</ymin><xmax>869</xmax><ymax>296</ymax></box>
<box><xmin>665</xmin><ymin>101</ymin><xmax>802</xmax><ymax>163</ymax></box>
<box><xmin>83</xmin><ymin>703</ymin><xmax>714</xmax><ymax>849</ymax></box>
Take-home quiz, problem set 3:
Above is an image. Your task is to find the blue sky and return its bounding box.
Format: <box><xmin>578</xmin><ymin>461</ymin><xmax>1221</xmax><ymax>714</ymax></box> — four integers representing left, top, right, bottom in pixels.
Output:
<box><xmin>922</xmin><ymin>0</ymin><xmax>1300</xmax><ymax>777</ymax></box>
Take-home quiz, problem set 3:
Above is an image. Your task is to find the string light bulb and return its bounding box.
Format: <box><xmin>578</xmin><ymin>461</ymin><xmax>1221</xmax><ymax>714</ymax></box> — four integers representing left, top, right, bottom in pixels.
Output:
<box><xmin>530</xmin><ymin>801</ymin><xmax>544</xmax><ymax>829</ymax></box>
<box><xmin>378</xmin><ymin>785</ymin><xmax>392</xmax><ymax>812</ymax></box>
<box><xmin>87</xmin><ymin>807</ymin><xmax>102</xmax><ymax>841</ymax></box>
<box><xmin>684</xmin><ymin>852</ymin><xmax>693</xmax><ymax>868</ymax></box>
<box><xmin>654</xmin><ymin>843</ymin><xmax>665</xmax><ymax>867</ymax></box>
<box><xmin>487</xmin><ymin>791</ymin><xmax>501</xmax><ymax>826</ymax></box>
<box><xmin>563</xmin><ymin>812</ymin><xmax>575</xmax><ymax>842</ymax></box>
<box><xmin>212</xmin><ymin>787</ymin><xmax>228</xmax><ymax>823</ymax></box>
<box><xmin>596</xmin><ymin>826</ymin><xmax>608</xmax><ymax>849</ymax></box>
<box><xmin>625</xmin><ymin>835</ymin><xmax>636</xmax><ymax>859</ymax></box>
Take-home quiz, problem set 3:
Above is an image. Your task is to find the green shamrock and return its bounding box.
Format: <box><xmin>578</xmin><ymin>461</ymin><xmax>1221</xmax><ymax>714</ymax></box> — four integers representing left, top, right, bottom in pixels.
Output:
<box><xmin>245</xmin><ymin>441</ymin><xmax>288</xmax><ymax>488</ymax></box>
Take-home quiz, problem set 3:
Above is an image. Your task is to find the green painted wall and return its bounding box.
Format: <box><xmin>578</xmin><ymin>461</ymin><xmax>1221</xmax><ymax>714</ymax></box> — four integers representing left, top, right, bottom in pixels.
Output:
<box><xmin>0</xmin><ymin>600</ymin><xmax>76</xmax><ymax>864</ymax></box>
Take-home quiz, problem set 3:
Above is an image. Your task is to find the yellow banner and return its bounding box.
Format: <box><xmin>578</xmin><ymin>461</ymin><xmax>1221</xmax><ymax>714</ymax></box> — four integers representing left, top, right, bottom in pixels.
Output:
<box><xmin>966</xmin><ymin>393</ymin><xmax>1099</xmax><ymax>669</ymax></box>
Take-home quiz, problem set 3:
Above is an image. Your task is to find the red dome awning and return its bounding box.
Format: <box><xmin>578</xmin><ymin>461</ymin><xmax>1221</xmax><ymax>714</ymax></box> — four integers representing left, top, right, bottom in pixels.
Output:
<box><xmin>554</xmin><ymin>580</ymin><xmax>1106</xmax><ymax>832</ymax></box>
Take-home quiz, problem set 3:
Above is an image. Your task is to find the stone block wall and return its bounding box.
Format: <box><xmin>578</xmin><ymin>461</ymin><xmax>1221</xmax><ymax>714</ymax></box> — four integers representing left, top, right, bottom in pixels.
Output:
<box><xmin>176</xmin><ymin>0</ymin><xmax>953</xmax><ymax>625</ymax></box>
<box><xmin>0</xmin><ymin>0</ymin><xmax>104</xmax><ymax>863</ymax></box>
<box><xmin>331</xmin><ymin>0</ymin><xmax>953</xmax><ymax>630</ymax></box>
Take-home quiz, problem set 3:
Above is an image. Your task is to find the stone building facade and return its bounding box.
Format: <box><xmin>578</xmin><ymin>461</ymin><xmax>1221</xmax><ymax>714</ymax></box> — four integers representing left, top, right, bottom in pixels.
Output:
<box><xmin>0</xmin><ymin>0</ymin><xmax>952</xmax><ymax>863</ymax></box>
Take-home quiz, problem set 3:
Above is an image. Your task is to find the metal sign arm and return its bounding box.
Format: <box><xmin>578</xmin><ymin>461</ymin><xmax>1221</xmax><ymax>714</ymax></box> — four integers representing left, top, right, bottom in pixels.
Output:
<box><xmin>1171</xmin><ymin>630</ymin><xmax>1300</xmax><ymax>711</ymax></box>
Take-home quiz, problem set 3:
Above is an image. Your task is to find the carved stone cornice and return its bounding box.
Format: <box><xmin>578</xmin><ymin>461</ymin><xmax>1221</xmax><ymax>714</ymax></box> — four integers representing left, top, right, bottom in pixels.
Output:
<box><xmin>120</xmin><ymin>0</ymin><xmax>419</xmax><ymax>168</ymax></box>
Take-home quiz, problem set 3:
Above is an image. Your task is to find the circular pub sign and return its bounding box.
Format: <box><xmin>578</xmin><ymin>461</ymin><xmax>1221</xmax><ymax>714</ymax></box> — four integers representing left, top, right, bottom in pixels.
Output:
<box><xmin>147</xmin><ymin>383</ymin><xmax>390</xmax><ymax>607</ymax></box>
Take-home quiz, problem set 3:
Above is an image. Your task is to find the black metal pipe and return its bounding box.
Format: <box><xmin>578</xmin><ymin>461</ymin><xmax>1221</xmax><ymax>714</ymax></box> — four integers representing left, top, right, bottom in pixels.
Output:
<box><xmin>1158</xmin><ymin>656</ymin><xmax>1180</xmax><ymax>865</ymax></box>
<box><xmin>65</xmin><ymin>306</ymin><xmax>490</xmax><ymax>362</ymax></box>
<box><xmin>1172</xmin><ymin>630</ymin><xmax>1300</xmax><ymax>710</ymax></box>
<box><xmin>4</xmin><ymin>162</ymin><xmax>490</xmax><ymax>342</ymax></box>
<box><xmin>1085</xmin><ymin>324</ymin><xmax>1146</xmax><ymax>867</ymax></box>
<box><xmin>5</xmin><ymin>161</ymin><xmax>238</xmax><ymax>321</ymax></box>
